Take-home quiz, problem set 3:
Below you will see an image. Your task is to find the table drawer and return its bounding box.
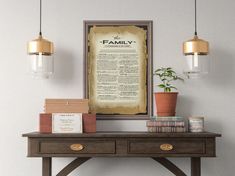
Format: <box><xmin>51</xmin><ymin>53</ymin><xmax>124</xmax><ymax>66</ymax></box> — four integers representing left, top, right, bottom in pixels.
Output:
<box><xmin>39</xmin><ymin>140</ymin><xmax>116</xmax><ymax>154</ymax></box>
<box><xmin>129</xmin><ymin>140</ymin><xmax>205</xmax><ymax>154</ymax></box>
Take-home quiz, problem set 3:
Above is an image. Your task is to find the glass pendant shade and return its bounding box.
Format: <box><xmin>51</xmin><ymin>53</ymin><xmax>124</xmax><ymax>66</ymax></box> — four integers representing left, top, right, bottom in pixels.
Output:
<box><xmin>184</xmin><ymin>53</ymin><xmax>209</xmax><ymax>78</ymax></box>
<box><xmin>183</xmin><ymin>35</ymin><xmax>209</xmax><ymax>78</ymax></box>
<box><xmin>28</xmin><ymin>35</ymin><xmax>54</xmax><ymax>79</ymax></box>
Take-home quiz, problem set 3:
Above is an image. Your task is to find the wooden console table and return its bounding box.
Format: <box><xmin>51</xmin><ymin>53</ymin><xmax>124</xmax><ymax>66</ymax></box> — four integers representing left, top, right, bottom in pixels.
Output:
<box><xmin>23</xmin><ymin>132</ymin><xmax>221</xmax><ymax>176</ymax></box>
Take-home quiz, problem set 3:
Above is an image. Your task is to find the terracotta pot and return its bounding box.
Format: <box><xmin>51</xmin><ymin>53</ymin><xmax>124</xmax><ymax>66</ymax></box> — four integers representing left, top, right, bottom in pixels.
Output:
<box><xmin>155</xmin><ymin>92</ymin><xmax>178</xmax><ymax>116</ymax></box>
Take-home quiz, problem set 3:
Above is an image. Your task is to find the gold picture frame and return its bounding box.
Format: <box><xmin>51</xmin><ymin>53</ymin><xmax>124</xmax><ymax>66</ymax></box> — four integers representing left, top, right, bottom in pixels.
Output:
<box><xmin>84</xmin><ymin>20</ymin><xmax>153</xmax><ymax>120</ymax></box>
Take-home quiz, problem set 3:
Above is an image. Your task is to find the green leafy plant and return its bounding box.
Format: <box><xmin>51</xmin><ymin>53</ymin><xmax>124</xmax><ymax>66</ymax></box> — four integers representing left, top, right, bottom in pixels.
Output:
<box><xmin>154</xmin><ymin>67</ymin><xmax>184</xmax><ymax>92</ymax></box>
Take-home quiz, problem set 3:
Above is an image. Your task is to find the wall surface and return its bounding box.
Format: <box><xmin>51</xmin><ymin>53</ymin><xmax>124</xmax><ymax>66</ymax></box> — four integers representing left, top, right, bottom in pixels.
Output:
<box><xmin>0</xmin><ymin>0</ymin><xmax>234</xmax><ymax>175</ymax></box>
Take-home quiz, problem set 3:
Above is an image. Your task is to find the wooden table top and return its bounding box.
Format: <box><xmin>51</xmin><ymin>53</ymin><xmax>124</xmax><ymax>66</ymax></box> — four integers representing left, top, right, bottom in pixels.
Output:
<box><xmin>23</xmin><ymin>131</ymin><xmax>221</xmax><ymax>138</ymax></box>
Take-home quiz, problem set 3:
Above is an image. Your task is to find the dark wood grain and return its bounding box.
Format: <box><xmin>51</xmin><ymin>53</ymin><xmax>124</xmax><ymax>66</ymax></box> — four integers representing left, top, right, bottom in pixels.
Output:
<box><xmin>129</xmin><ymin>139</ymin><xmax>205</xmax><ymax>154</ymax></box>
<box><xmin>42</xmin><ymin>157</ymin><xmax>51</xmax><ymax>176</ymax></box>
<box><xmin>40</xmin><ymin>140</ymin><xmax>115</xmax><ymax>154</ymax></box>
<box><xmin>191</xmin><ymin>157</ymin><xmax>201</xmax><ymax>176</ymax></box>
<box><xmin>56</xmin><ymin>158</ymin><xmax>90</xmax><ymax>176</ymax></box>
<box><xmin>152</xmin><ymin>157</ymin><xmax>187</xmax><ymax>176</ymax></box>
<box><xmin>23</xmin><ymin>131</ymin><xmax>221</xmax><ymax>138</ymax></box>
<box><xmin>24</xmin><ymin>132</ymin><xmax>220</xmax><ymax>158</ymax></box>
<box><xmin>23</xmin><ymin>131</ymin><xmax>220</xmax><ymax>176</ymax></box>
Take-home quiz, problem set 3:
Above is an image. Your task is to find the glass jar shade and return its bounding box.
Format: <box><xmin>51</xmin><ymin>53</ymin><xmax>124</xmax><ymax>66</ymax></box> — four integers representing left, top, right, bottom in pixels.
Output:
<box><xmin>30</xmin><ymin>53</ymin><xmax>54</xmax><ymax>79</ymax></box>
<box><xmin>28</xmin><ymin>35</ymin><xmax>54</xmax><ymax>79</ymax></box>
<box><xmin>184</xmin><ymin>53</ymin><xmax>209</xmax><ymax>78</ymax></box>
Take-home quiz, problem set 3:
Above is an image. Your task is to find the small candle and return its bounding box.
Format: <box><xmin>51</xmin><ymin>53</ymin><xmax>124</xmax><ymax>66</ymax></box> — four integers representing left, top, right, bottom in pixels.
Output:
<box><xmin>188</xmin><ymin>117</ymin><xmax>204</xmax><ymax>132</ymax></box>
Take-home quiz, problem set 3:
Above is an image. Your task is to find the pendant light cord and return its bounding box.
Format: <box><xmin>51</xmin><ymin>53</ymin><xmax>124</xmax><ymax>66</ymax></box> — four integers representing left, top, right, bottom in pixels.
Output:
<box><xmin>39</xmin><ymin>0</ymin><xmax>42</xmax><ymax>36</ymax></box>
<box><xmin>194</xmin><ymin>0</ymin><xmax>197</xmax><ymax>36</ymax></box>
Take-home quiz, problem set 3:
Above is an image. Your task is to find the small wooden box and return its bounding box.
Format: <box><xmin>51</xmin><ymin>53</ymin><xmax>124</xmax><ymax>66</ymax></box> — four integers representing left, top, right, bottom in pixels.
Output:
<box><xmin>82</xmin><ymin>114</ymin><xmax>96</xmax><ymax>133</ymax></box>
<box><xmin>39</xmin><ymin>113</ymin><xmax>52</xmax><ymax>133</ymax></box>
<box><xmin>45</xmin><ymin>99</ymin><xmax>89</xmax><ymax>113</ymax></box>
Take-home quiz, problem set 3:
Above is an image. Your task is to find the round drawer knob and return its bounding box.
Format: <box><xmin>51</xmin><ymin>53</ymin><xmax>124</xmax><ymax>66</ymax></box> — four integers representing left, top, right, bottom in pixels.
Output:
<box><xmin>160</xmin><ymin>144</ymin><xmax>173</xmax><ymax>151</ymax></box>
<box><xmin>70</xmin><ymin>144</ymin><xmax>84</xmax><ymax>151</ymax></box>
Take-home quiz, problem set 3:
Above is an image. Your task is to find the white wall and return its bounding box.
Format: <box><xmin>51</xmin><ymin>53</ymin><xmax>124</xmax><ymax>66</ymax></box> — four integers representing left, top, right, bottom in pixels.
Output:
<box><xmin>0</xmin><ymin>0</ymin><xmax>234</xmax><ymax>175</ymax></box>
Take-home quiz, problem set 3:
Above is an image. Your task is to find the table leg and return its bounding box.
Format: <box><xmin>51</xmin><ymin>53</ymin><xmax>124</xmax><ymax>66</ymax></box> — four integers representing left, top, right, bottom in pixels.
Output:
<box><xmin>42</xmin><ymin>157</ymin><xmax>52</xmax><ymax>176</ymax></box>
<box><xmin>191</xmin><ymin>157</ymin><xmax>201</xmax><ymax>176</ymax></box>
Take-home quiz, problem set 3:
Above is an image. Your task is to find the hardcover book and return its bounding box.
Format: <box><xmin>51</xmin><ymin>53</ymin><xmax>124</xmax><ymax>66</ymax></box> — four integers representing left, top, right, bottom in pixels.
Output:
<box><xmin>146</xmin><ymin>120</ymin><xmax>185</xmax><ymax>127</ymax></box>
<box><xmin>147</xmin><ymin>116</ymin><xmax>187</xmax><ymax>133</ymax></box>
<box><xmin>152</xmin><ymin>116</ymin><xmax>185</xmax><ymax>121</ymax></box>
<box><xmin>147</xmin><ymin>126</ymin><xmax>187</xmax><ymax>133</ymax></box>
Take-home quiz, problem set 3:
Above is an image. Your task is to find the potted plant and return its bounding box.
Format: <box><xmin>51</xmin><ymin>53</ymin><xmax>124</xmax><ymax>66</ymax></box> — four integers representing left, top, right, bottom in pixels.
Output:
<box><xmin>153</xmin><ymin>67</ymin><xmax>184</xmax><ymax>116</ymax></box>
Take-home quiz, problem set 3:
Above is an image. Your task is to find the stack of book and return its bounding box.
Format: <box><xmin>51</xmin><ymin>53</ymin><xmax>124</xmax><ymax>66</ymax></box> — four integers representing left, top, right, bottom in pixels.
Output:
<box><xmin>146</xmin><ymin>116</ymin><xmax>187</xmax><ymax>133</ymax></box>
<box><xmin>40</xmin><ymin>99</ymin><xmax>96</xmax><ymax>133</ymax></box>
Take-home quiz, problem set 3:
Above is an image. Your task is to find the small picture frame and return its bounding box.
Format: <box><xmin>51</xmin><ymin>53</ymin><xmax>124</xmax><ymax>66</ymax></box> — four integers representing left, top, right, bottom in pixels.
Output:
<box><xmin>52</xmin><ymin>113</ymin><xmax>83</xmax><ymax>133</ymax></box>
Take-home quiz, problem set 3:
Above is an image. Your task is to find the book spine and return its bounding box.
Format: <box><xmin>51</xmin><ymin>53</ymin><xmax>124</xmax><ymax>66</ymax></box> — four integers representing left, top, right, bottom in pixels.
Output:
<box><xmin>153</xmin><ymin>117</ymin><xmax>185</xmax><ymax>121</ymax></box>
<box><xmin>147</xmin><ymin>126</ymin><xmax>187</xmax><ymax>133</ymax></box>
<box><xmin>146</xmin><ymin>121</ymin><xmax>185</xmax><ymax>127</ymax></box>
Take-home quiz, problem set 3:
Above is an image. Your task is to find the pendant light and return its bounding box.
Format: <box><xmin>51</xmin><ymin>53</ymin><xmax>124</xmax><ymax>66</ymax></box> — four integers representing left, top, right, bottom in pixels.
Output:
<box><xmin>183</xmin><ymin>0</ymin><xmax>209</xmax><ymax>78</ymax></box>
<box><xmin>27</xmin><ymin>0</ymin><xmax>54</xmax><ymax>79</ymax></box>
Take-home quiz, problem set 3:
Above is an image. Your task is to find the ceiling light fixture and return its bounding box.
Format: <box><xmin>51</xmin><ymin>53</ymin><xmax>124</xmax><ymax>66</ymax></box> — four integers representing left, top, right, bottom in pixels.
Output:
<box><xmin>183</xmin><ymin>0</ymin><xmax>209</xmax><ymax>78</ymax></box>
<box><xmin>27</xmin><ymin>0</ymin><xmax>54</xmax><ymax>79</ymax></box>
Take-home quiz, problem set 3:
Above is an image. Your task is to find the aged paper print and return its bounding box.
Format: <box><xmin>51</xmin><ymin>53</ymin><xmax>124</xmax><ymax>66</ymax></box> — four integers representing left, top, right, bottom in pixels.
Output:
<box><xmin>88</xmin><ymin>26</ymin><xmax>147</xmax><ymax>115</ymax></box>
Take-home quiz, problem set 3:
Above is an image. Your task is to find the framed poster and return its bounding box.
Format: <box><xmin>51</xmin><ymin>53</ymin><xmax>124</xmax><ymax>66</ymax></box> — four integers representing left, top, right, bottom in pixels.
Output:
<box><xmin>84</xmin><ymin>20</ymin><xmax>153</xmax><ymax>120</ymax></box>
